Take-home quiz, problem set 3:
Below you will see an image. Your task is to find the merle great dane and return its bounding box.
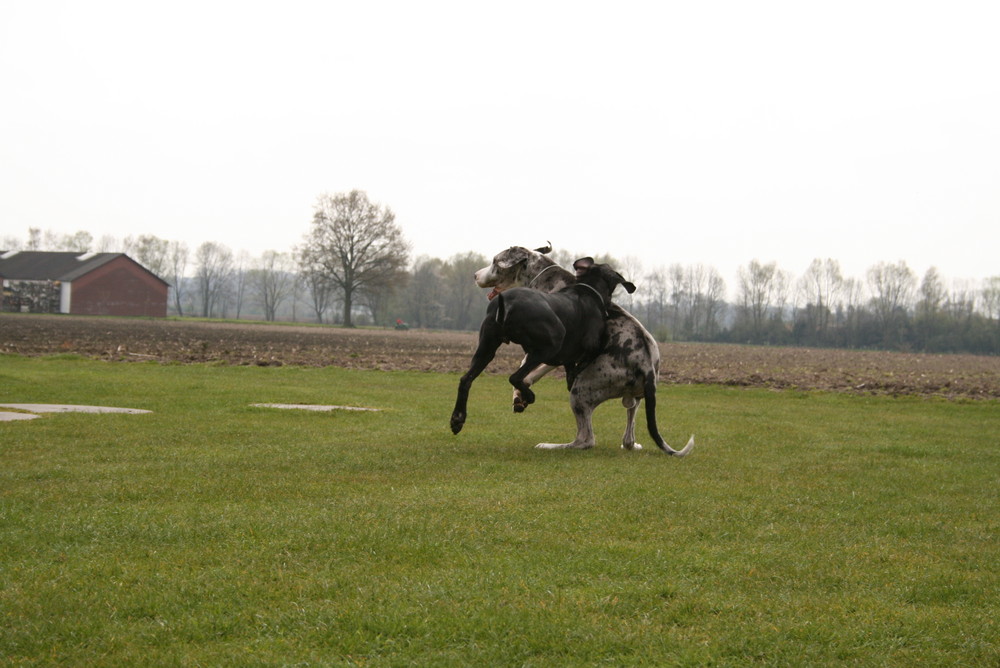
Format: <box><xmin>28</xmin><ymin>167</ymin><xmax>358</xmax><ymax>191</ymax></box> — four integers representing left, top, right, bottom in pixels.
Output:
<box><xmin>460</xmin><ymin>244</ymin><xmax>694</xmax><ymax>455</ymax></box>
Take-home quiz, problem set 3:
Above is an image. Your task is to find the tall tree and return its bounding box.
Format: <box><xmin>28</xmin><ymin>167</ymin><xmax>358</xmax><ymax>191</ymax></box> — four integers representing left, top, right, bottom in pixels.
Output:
<box><xmin>167</xmin><ymin>241</ymin><xmax>189</xmax><ymax>316</ymax></box>
<box><xmin>124</xmin><ymin>234</ymin><xmax>170</xmax><ymax>278</ymax></box>
<box><xmin>250</xmin><ymin>251</ymin><xmax>294</xmax><ymax>322</ymax></box>
<box><xmin>737</xmin><ymin>259</ymin><xmax>786</xmax><ymax>342</ymax></box>
<box><xmin>867</xmin><ymin>260</ymin><xmax>916</xmax><ymax>346</ymax></box>
<box><xmin>299</xmin><ymin>190</ymin><xmax>409</xmax><ymax>327</ymax></box>
<box><xmin>194</xmin><ymin>241</ymin><xmax>234</xmax><ymax>318</ymax></box>
<box><xmin>797</xmin><ymin>258</ymin><xmax>844</xmax><ymax>342</ymax></box>
<box><xmin>442</xmin><ymin>252</ymin><xmax>488</xmax><ymax>331</ymax></box>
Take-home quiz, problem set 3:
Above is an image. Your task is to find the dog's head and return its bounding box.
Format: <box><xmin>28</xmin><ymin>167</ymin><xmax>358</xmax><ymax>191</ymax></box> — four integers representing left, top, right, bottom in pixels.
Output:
<box><xmin>475</xmin><ymin>244</ymin><xmax>554</xmax><ymax>300</ymax></box>
<box><xmin>572</xmin><ymin>257</ymin><xmax>637</xmax><ymax>304</ymax></box>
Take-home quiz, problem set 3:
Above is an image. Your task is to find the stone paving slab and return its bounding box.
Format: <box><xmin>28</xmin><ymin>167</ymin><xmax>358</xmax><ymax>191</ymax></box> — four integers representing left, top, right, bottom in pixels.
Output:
<box><xmin>0</xmin><ymin>403</ymin><xmax>152</xmax><ymax>415</ymax></box>
<box><xmin>0</xmin><ymin>411</ymin><xmax>40</xmax><ymax>422</ymax></box>
<box><xmin>251</xmin><ymin>403</ymin><xmax>380</xmax><ymax>412</ymax></box>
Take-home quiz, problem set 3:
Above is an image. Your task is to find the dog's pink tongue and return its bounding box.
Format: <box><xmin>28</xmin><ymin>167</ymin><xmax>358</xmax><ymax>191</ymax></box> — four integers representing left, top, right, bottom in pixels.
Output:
<box><xmin>487</xmin><ymin>288</ymin><xmax>500</xmax><ymax>300</ymax></box>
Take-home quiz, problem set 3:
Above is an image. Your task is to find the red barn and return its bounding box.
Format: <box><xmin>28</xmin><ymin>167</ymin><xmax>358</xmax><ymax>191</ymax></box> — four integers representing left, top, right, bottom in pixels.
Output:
<box><xmin>0</xmin><ymin>251</ymin><xmax>168</xmax><ymax>317</ymax></box>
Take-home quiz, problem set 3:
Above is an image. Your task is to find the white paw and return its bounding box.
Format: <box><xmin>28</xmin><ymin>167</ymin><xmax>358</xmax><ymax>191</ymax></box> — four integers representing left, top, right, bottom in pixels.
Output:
<box><xmin>621</xmin><ymin>442</ymin><xmax>643</xmax><ymax>451</ymax></box>
<box><xmin>535</xmin><ymin>442</ymin><xmax>566</xmax><ymax>450</ymax></box>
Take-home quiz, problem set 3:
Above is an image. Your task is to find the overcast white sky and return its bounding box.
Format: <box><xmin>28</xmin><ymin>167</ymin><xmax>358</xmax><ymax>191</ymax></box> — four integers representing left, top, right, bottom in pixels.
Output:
<box><xmin>2</xmin><ymin>1</ymin><xmax>998</xmax><ymax>290</ymax></box>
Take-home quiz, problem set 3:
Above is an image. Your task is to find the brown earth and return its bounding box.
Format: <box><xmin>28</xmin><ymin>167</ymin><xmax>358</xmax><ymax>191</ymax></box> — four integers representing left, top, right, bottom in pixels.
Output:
<box><xmin>3</xmin><ymin>314</ymin><xmax>999</xmax><ymax>400</ymax></box>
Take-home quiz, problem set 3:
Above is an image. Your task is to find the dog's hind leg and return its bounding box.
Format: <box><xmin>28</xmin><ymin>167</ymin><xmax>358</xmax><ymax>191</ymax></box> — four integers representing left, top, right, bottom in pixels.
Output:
<box><xmin>512</xmin><ymin>359</ymin><xmax>556</xmax><ymax>413</ymax></box>
<box><xmin>620</xmin><ymin>396</ymin><xmax>643</xmax><ymax>451</ymax></box>
<box><xmin>507</xmin><ymin>353</ymin><xmax>548</xmax><ymax>409</ymax></box>
<box><xmin>535</xmin><ymin>383</ymin><xmax>597</xmax><ymax>450</ymax></box>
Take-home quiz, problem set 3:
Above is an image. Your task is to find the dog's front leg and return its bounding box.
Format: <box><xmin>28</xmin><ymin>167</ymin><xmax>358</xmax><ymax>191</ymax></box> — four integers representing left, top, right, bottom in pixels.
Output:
<box><xmin>451</xmin><ymin>322</ymin><xmax>502</xmax><ymax>434</ymax></box>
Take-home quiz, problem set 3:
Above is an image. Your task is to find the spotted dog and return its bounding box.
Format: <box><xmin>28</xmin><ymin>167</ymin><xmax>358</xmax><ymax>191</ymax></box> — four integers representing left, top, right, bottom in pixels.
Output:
<box><xmin>463</xmin><ymin>244</ymin><xmax>694</xmax><ymax>454</ymax></box>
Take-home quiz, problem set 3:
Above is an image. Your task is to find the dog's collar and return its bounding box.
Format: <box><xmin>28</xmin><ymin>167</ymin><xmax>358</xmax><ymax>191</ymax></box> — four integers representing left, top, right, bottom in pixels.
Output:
<box><xmin>527</xmin><ymin>264</ymin><xmax>561</xmax><ymax>288</ymax></box>
<box><xmin>575</xmin><ymin>282</ymin><xmax>608</xmax><ymax>314</ymax></box>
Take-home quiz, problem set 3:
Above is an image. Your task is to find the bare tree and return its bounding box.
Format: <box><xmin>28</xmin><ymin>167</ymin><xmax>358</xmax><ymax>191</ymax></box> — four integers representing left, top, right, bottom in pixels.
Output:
<box><xmin>299</xmin><ymin>264</ymin><xmax>335</xmax><ymax>323</ymax></box>
<box><xmin>667</xmin><ymin>263</ymin><xmax>726</xmax><ymax>339</ymax></box>
<box><xmin>797</xmin><ymin>258</ymin><xmax>844</xmax><ymax>341</ymax></box>
<box><xmin>124</xmin><ymin>234</ymin><xmax>170</xmax><ymax>278</ymax></box>
<box><xmin>737</xmin><ymin>259</ymin><xmax>788</xmax><ymax>341</ymax></box>
<box><xmin>230</xmin><ymin>251</ymin><xmax>252</xmax><ymax>319</ymax></box>
<box><xmin>406</xmin><ymin>256</ymin><xmax>446</xmax><ymax>328</ymax></box>
<box><xmin>867</xmin><ymin>260</ymin><xmax>916</xmax><ymax>345</ymax></box>
<box><xmin>250</xmin><ymin>251</ymin><xmax>294</xmax><ymax>322</ymax></box>
<box><xmin>639</xmin><ymin>267</ymin><xmax>670</xmax><ymax>338</ymax></box>
<box><xmin>194</xmin><ymin>241</ymin><xmax>234</xmax><ymax>318</ymax></box>
<box><xmin>167</xmin><ymin>241</ymin><xmax>189</xmax><ymax>316</ymax></box>
<box><xmin>917</xmin><ymin>267</ymin><xmax>946</xmax><ymax>319</ymax></box>
<box><xmin>299</xmin><ymin>190</ymin><xmax>410</xmax><ymax>327</ymax></box>
<box><xmin>442</xmin><ymin>252</ymin><xmax>488</xmax><ymax>331</ymax></box>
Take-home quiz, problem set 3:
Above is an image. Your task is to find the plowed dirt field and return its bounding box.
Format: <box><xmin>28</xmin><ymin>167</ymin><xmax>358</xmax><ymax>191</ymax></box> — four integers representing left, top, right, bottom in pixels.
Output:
<box><xmin>3</xmin><ymin>314</ymin><xmax>999</xmax><ymax>399</ymax></box>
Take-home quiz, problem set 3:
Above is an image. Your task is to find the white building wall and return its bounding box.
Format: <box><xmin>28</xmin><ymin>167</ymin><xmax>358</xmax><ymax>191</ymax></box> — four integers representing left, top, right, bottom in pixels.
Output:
<box><xmin>60</xmin><ymin>281</ymin><xmax>72</xmax><ymax>314</ymax></box>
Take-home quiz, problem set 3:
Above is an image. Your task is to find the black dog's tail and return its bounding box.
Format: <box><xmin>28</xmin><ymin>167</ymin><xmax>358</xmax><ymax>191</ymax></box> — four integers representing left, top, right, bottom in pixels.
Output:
<box><xmin>643</xmin><ymin>371</ymin><xmax>695</xmax><ymax>457</ymax></box>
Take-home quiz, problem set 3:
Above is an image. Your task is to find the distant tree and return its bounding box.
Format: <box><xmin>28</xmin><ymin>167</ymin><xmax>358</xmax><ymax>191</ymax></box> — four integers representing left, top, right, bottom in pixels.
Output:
<box><xmin>442</xmin><ymin>252</ymin><xmax>488</xmax><ymax>331</ymax></box>
<box><xmin>797</xmin><ymin>258</ymin><xmax>844</xmax><ymax>343</ymax></box>
<box><xmin>1</xmin><ymin>232</ymin><xmax>23</xmax><ymax>251</ymax></box>
<box><xmin>167</xmin><ymin>241</ymin><xmax>190</xmax><ymax>316</ymax></box>
<box><xmin>230</xmin><ymin>251</ymin><xmax>252</xmax><ymax>319</ymax></box>
<box><xmin>250</xmin><ymin>251</ymin><xmax>294</xmax><ymax>322</ymax></box>
<box><xmin>914</xmin><ymin>267</ymin><xmax>947</xmax><ymax>348</ymax></box>
<box><xmin>124</xmin><ymin>234</ymin><xmax>170</xmax><ymax>277</ymax></box>
<box><xmin>840</xmin><ymin>277</ymin><xmax>868</xmax><ymax>347</ymax></box>
<box><xmin>981</xmin><ymin>276</ymin><xmax>1000</xmax><ymax>352</ymax></box>
<box><xmin>194</xmin><ymin>241</ymin><xmax>234</xmax><ymax>318</ymax></box>
<box><xmin>639</xmin><ymin>267</ymin><xmax>670</xmax><ymax>339</ymax></box>
<box><xmin>298</xmin><ymin>190</ymin><xmax>410</xmax><ymax>327</ymax></box>
<box><xmin>736</xmin><ymin>259</ymin><xmax>788</xmax><ymax>342</ymax></box>
<box><xmin>666</xmin><ymin>263</ymin><xmax>726</xmax><ymax>340</ymax></box>
<box><xmin>867</xmin><ymin>260</ymin><xmax>916</xmax><ymax>347</ymax></box>
<box><xmin>406</xmin><ymin>256</ymin><xmax>446</xmax><ymax>328</ymax></box>
<box><xmin>299</xmin><ymin>263</ymin><xmax>336</xmax><ymax>323</ymax></box>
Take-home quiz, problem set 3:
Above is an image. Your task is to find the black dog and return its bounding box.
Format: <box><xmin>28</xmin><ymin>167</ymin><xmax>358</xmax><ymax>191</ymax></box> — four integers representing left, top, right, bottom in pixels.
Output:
<box><xmin>450</xmin><ymin>258</ymin><xmax>635</xmax><ymax>435</ymax></box>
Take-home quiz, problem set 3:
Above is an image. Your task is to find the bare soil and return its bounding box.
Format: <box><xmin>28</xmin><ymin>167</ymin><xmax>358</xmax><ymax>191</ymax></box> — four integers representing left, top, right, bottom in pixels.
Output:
<box><xmin>3</xmin><ymin>314</ymin><xmax>999</xmax><ymax>400</ymax></box>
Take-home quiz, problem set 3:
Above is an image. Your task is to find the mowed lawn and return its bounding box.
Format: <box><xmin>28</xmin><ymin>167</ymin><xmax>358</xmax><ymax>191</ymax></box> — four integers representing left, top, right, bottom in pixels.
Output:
<box><xmin>1</xmin><ymin>354</ymin><xmax>998</xmax><ymax>666</ymax></box>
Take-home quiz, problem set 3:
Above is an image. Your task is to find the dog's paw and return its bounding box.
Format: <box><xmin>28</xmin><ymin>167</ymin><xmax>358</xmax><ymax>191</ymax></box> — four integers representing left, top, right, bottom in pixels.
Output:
<box><xmin>449</xmin><ymin>413</ymin><xmax>466</xmax><ymax>434</ymax></box>
<box><xmin>621</xmin><ymin>442</ymin><xmax>643</xmax><ymax>451</ymax></box>
<box><xmin>512</xmin><ymin>397</ymin><xmax>528</xmax><ymax>413</ymax></box>
<box><xmin>536</xmin><ymin>441</ymin><xmax>594</xmax><ymax>450</ymax></box>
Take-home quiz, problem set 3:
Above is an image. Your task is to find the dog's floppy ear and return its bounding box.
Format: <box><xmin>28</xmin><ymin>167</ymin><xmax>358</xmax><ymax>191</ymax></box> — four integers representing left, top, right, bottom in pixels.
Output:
<box><xmin>497</xmin><ymin>247</ymin><xmax>530</xmax><ymax>270</ymax></box>
<box><xmin>573</xmin><ymin>257</ymin><xmax>595</xmax><ymax>276</ymax></box>
<box><xmin>621</xmin><ymin>280</ymin><xmax>637</xmax><ymax>294</ymax></box>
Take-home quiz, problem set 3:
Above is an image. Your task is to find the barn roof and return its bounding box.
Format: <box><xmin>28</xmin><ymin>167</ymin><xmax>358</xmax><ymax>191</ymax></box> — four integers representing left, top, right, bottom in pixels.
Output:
<box><xmin>0</xmin><ymin>251</ymin><xmax>167</xmax><ymax>285</ymax></box>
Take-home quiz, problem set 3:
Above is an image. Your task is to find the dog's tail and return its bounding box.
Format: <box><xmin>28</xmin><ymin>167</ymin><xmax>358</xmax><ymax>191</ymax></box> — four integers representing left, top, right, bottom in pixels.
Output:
<box><xmin>643</xmin><ymin>371</ymin><xmax>695</xmax><ymax>457</ymax></box>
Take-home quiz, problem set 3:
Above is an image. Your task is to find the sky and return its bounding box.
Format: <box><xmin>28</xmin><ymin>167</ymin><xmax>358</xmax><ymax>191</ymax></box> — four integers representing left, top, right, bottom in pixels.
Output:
<box><xmin>2</xmin><ymin>1</ymin><xmax>999</xmax><ymax>292</ymax></box>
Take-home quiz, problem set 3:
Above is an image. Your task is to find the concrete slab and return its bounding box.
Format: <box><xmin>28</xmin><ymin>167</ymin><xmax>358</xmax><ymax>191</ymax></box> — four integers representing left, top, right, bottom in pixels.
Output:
<box><xmin>251</xmin><ymin>403</ymin><xmax>380</xmax><ymax>412</ymax></box>
<box><xmin>0</xmin><ymin>411</ymin><xmax>40</xmax><ymax>422</ymax></box>
<box><xmin>0</xmin><ymin>403</ymin><xmax>152</xmax><ymax>414</ymax></box>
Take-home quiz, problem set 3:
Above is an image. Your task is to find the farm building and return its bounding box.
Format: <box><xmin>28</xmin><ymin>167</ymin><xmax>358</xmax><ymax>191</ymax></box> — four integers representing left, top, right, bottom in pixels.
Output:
<box><xmin>0</xmin><ymin>251</ymin><xmax>168</xmax><ymax>317</ymax></box>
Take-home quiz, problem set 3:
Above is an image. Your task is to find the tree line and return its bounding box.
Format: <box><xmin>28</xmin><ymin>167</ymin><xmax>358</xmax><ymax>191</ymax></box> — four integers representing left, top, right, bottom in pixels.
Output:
<box><xmin>5</xmin><ymin>191</ymin><xmax>999</xmax><ymax>354</ymax></box>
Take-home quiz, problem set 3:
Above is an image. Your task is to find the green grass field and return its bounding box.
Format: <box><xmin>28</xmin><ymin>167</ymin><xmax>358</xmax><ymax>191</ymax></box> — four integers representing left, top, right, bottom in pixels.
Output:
<box><xmin>2</xmin><ymin>354</ymin><xmax>998</xmax><ymax>665</ymax></box>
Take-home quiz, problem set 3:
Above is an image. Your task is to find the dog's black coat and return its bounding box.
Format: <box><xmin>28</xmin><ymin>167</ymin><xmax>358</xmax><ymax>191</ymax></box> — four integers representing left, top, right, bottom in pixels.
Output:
<box><xmin>450</xmin><ymin>258</ymin><xmax>635</xmax><ymax>435</ymax></box>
